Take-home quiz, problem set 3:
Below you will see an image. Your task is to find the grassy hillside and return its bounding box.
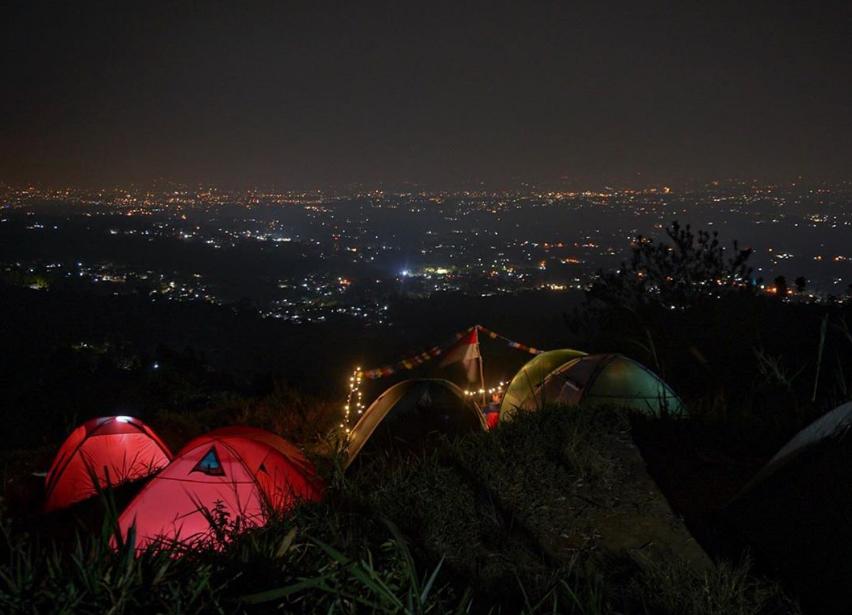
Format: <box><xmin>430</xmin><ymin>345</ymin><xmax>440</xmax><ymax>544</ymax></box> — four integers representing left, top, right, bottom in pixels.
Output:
<box><xmin>2</xmin><ymin>223</ymin><xmax>849</xmax><ymax>612</ymax></box>
<box><xmin>0</xmin><ymin>407</ymin><xmax>799</xmax><ymax>614</ymax></box>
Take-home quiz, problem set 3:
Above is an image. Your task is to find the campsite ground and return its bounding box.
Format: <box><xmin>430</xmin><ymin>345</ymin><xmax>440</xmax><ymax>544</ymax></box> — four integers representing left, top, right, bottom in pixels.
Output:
<box><xmin>0</xmin><ymin>407</ymin><xmax>801</xmax><ymax>613</ymax></box>
<box><xmin>631</xmin><ymin>418</ymin><xmax>772</xmax><ymax>556</ymax></box>
<box><xmin>2</xmin><ymin>227</ymin><xmax>852</xmax><ymax>611</ymax></box>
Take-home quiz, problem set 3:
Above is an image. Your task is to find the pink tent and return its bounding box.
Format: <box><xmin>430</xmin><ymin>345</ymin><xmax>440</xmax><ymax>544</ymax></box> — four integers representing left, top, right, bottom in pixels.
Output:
<box><xmin>115</xmin><ymin>426</ymin><xmax>323</xmax><ymax>550</ymax></box>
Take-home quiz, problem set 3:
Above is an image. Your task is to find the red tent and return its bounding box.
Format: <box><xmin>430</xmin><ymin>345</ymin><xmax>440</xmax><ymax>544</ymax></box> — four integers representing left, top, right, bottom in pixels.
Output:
<box><xmin>177</xmin><ymin>426</ymin><xmax>324</xmax><ymax>510</ymax></box>
<box><xmin>44</xmin><ymin>416</ymin><xmax>173</xmax><ymax>512</ymax></box>
<box><xmin>115</xmin><ymin>426</ymin><xmax>323</xmax><ymax>550</ymax></box>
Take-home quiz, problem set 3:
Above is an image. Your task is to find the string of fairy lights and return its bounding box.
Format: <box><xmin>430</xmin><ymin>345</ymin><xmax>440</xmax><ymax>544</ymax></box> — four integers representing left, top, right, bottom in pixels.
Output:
<box><xmin>340</xmin><ymin>367</ymin><xmax>365</xmax><ymax>436</ymax></box>
<box><xmin>462</xmin><ymin>382</ymin><xmax>505</xmax><ymax>399</ymax></box>
<box><xmin>341</xmin><ymin>325</ymin><xmax>543</xmax><ymax>436</ymax></box>
<box><xmin>341</xmin><ymin>370</ymin><xmax>506</xmax><ymax>436</ymax></box>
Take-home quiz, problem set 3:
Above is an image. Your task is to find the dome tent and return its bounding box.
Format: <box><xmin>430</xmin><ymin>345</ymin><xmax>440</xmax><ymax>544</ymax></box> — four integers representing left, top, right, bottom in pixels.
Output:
<box><xmin>743</xmin><ymin>400</ymin><xmax>852</xmax><ymax>488</ymax></box>
<box><xmin>503</xmin><ymin>354</ymin><xmax>685</xmax><ymax>419</ymax></box>
<box><xmin>723</xmin><ymin>402</ymin><xmax>852</xmax><ymax>612</ymax></box>
<box><xmin>499</xmin><ymin>348</ymin><xmax>587</xmax><ymax>417</ymax></box>
<box><xmin>44</xmin><ymin>416</ymin><xmax>172</xmax><ymax>512</ymax></box>
<box><xmin>116</xmin><ymin>426</ymin><xmax>323</xmax><ymax>550</ymax></box>
<box><xmin>175</xmin><ymin>426</ymin><xmax>325</xmax><ymax>509</ymax></box>
<box><xmin>345</xmin><ymin>379</ymin><xmax>486</xmax><ymax>468</ymax></box>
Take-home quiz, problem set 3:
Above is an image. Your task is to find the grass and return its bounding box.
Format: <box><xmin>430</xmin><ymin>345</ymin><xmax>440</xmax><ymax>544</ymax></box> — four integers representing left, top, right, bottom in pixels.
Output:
<box><xmin>0</xmin><ymin>406</ymin><xmax>800</xmax><ymax>614</ymax></box>
<box><xmin>630</xmin><ymin>557</ymin><xmax>801</xmax><ymax>615</ymax></box>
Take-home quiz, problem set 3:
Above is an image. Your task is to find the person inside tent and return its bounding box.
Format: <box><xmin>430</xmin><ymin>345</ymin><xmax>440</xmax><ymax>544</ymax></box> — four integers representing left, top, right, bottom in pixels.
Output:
<box><xmin>484</xmin><ymin>390</ymin><xmax>502</xmax><ymax>429</ymax></box>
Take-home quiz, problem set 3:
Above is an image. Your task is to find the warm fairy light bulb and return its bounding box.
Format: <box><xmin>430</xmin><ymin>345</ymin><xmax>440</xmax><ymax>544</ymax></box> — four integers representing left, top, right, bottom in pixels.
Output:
<box><xmin>342</xmin><ymin>366</ymin><xmax>365</xmax><ymax>441</ymax></box>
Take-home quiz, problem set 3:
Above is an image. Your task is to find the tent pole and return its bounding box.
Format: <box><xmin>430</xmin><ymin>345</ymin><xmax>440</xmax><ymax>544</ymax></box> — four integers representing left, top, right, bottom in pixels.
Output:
<box><xmin>479</xmin><ymin>352</ymin><xmax>486</xmax><ymax>407</ymax></box>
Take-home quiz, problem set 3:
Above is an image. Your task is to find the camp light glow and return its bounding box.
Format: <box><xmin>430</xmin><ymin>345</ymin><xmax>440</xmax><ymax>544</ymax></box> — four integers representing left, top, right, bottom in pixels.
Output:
<box><xmin>341</xmin><ymin>367</ymin><xmax>364</xmax><ymax>434</ymax></box>
<box><xmin>464</xmin><ymin>382</ymin><xmax>505</xmax><ymax>399</ymax></box>
<box><xmin>343</xmin><ymin>326</ymin><xmax>544</xmax><ymax>434</ymax></box>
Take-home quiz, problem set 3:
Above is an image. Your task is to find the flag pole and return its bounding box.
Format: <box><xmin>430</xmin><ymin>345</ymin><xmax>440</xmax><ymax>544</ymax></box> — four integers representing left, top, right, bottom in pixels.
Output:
<box><xmin>477</xmin><ymin>326</ymin><xmax>486</xmax><ymax>407</ymax></box>
<box><xmin>479</xmin><ymin>354</ymin><xmax>486</xmax><ymax>407</ymax></box>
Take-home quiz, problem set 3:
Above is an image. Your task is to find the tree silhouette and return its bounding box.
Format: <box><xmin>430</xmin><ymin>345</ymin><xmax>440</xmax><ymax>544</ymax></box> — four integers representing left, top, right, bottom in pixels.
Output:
<box><xmin>591</xmin><ymin>221</ymin><xmax>754</xmax><ymax>308</ymax></box>
<box><xmin>774</xmin><ymin>276</ymin><xmax>788</xmax><ymax>298</ymax></box>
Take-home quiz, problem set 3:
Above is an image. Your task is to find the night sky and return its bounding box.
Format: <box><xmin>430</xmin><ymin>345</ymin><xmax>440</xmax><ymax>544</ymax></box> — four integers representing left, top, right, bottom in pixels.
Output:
<box><xmin>2</xmin><ymin>1</ymin><xmax>851</xmax><ymax>189</ymax></box>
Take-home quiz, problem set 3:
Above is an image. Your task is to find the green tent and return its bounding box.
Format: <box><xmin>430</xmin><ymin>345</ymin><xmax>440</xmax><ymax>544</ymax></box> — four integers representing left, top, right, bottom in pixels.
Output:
<box><xmin>500</xmin><ymin>348</ymin><xmax>587</xmax><ymax>418</ymax></box>
<box><xmin>345</xmin><ymin>379</ymin><xmax>485</xmax><ymax>468</ymax></box>
<box><xmin>535</xmin><ymin>354</ymin><xmax>685</xmax><ymax>417</ymax></box>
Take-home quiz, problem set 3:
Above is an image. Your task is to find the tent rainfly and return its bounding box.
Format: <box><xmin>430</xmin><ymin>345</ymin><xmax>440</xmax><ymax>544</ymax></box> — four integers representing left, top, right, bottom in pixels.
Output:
<box><xmin>743</xmin><ymin>400</ymin><xmax>852</xmax><ymax>489</ymax></box>
<box><xmin>44</xmin><ymin>416</ymin><xmax>172</xmax><ymax>512</ymax></box>
<box><xmin>499</xmin><ymin>348</ymin><xmax>587</xmax><ymax>418</ymax></box>
<box><xmin>502</xmin><ymin>353</ymin><xmax>685</xmax><ymax>419</ymax></box>
<box><xmin>345</xmin><ymin>379</ymin><xmax>485</xmax><ymax>468</ymax></box>
<box><xmin>724</xmin><ymin>402</ymin><xmax>852</xmax><ymax>612</ymax></box>
<box><xmin>115</xmin><ymin>426</ymin><xmax>323</xmax><ymax>550</ymax></box>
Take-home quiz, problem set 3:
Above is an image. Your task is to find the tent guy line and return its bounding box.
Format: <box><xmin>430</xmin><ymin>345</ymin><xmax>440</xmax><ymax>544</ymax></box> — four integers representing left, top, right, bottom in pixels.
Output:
<box><xmin>359</xmin><ymin>324</ymin><xmax>542</xmax><ymax>380</ymax></box>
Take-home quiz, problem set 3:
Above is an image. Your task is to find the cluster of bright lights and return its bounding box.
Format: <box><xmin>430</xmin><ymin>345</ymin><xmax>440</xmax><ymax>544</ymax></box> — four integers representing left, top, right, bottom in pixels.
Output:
<box><xmin>463</xmin><ymin>381</ymin><xmax>506</xmax><ymax>399</ymax></box>
<box><xmin>340</xmin><ymin>367</ymin><xmax>364</xmax><ymax>436</ymax></box>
